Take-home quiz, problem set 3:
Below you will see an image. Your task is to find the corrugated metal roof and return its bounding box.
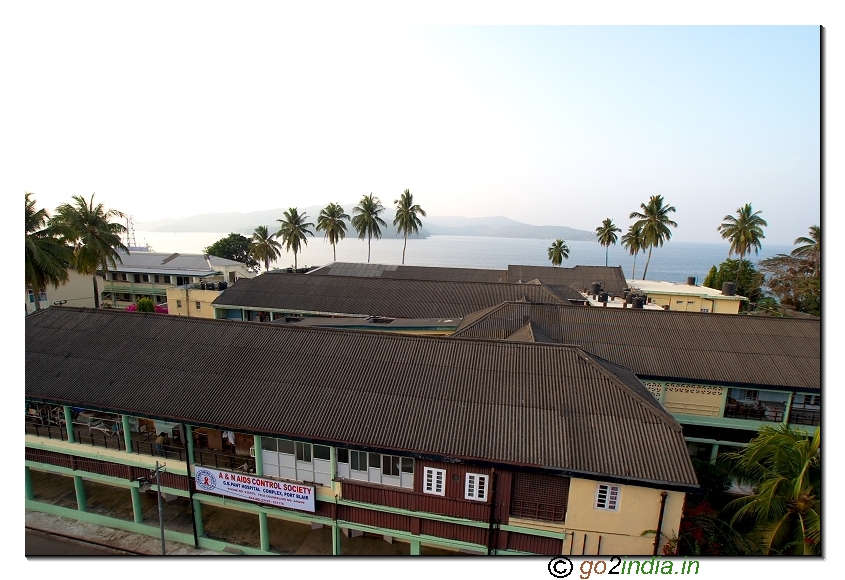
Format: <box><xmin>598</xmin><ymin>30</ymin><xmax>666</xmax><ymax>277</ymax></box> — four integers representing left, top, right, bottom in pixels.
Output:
<box><xmin>452</xmin><ymin>302</ymin><xmax>821</xmax><ymax>391</ymax></box>
<box><xmin>212</xmin><ymin>274</ymin><xmax>573</xmax><ymax>319</ymax></box>
<box><xmin>507</xmin><ymin>265</ymin><xmax>629</xmax><ymax>296</ymax></box>
<box><xmin>308</xmin><ymin>262</ymin><xmax>508</xmax><ymax>283</ymax></box>
<box><xmin>25</xmin><ymin>307</ymin><xmax>697</xmax><ymax>488</ymax></box>
<box><xmin>108</xmin><ymin>251</ymin><xmax>243</xmax><ymax>273</ymax></box>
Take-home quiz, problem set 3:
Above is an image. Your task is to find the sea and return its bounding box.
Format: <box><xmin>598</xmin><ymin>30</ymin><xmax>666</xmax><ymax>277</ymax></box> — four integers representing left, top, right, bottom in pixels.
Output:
<box><xmin>134</xmin><ymin>231</ymin><xmax>794</xmax><ymax>285</ymax></box>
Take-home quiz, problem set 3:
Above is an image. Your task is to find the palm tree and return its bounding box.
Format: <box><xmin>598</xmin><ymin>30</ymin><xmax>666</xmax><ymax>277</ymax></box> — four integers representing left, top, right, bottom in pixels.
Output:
<box><xmin>25</xmin><ymin>192</ymin><xmax>72</xmax><ymax>311</ymax></box>
<box><xmin>250</xmin><ymin>225</ymin><xmax>283</xmax><ymax>272</ymax></box>
<box><xmin>276</xmin><ymin>208</ymin><xmax>314</xmax><ymax>271</ymax></box>
<box><xmin>719</xmin><ymin>425</ymin><xmax>820</xmax><ymax>555</ymax></box>
<box><xmin>791</xmin><ymin>225</ymin><xmax>820</xmax><ymax>276</ymax></box>
<box><xmin>717</xmin><ymin>203</ymin><xmax>768</xmax><ymax>286</ymax></box>
<box><xmin>351</xmin><ymin>193</ymin><xmax>386</xmax><ymax>263</ymax></box>
<box><xmin>393</xmin><ymin>189</ymin><xmax>427</xmax><ymax>265</ymax></box>
<box><xmin>621</xmin><ymin>223</ymin><xmax>646</xmax><ymax>280</ymax></box>
<box><xmin>53</xmin><ymin>194</ymin><xmax>127</xmax><ymax>309</ymax></box>
<box><xmin>547</xmin><ymin>239</ymin><xmax>569</xmax><ymax>267</ymax></box>
<box><xmin>595</xmin><ymin>218</ymin><xmax>622</xmax><ymax>267</ymax></box>
<box><xmin>629</xmin><ymin>195</ymin><xmax>678</xmax><ymax>280</ymax></box>
<box><xmin>316</xmin><ymin>202</ymin><xmax>350</xmax><ymax>262</ymax></box>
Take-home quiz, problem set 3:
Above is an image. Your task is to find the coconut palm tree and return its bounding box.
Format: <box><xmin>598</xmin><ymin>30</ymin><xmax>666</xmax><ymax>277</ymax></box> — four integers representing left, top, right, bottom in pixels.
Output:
<box><xmin>717</xmin><ymin>203</ymin><xmax>768</xmax><ymax>287</ymax></box>
<box><xmin>621</xmin><ymin>223</ymin><xmax>646</xmax><ymax>280</ymax></box>
<box><xmin>791</xmin><ymin>225</ymin><xmax>820</xmax><ymax>276</ymax></box>
<box><xmin>393</xmin><ymin>189</ymin><xmax>426</xmax><ymax>265</ymax></box>
<box><xmin>595</xmin><ymin>218</ymin><xmax>622</xmax><ymax>267</ymax></box>
<box><xmin>25</xmin><ymin>192</ymin><xmax>72</xmax><ymax>311</ymax></box>
<box><xmin>629</xmin><ymin>195</ymin><xmax>678</xmax><ymax>280</ymax></box>
<box><xmin>276</xmin><ymin>208</ymin><xmax>314</xmax><ymax>271</ymax></box>
<box><xmin>547</xmin><ymin>239</ymin><xmax>569</xmax><ymax>267</ymax></box>
<box><xmin>719</xmin><ymin>425</ymin><xmax>820</xmax><ymax>555</ymax></box>
<box><xmin>250</xmin><ymin>225</ymin><xmax>283</xmax><ymax>272</ymax></box>
<box><xmin>351</xmin><ymin>193</ymin><xmax>386</xmax><ymax>263</ymax></box>
<box><xmin>53</xmin><ymin>194</ymin><xmax>127</xmax><ymax>309</ymax></box>
<box><xmin>316</xmin><ymin>202</ymin><xmax>350</xmax><ymax>262</ymax></box>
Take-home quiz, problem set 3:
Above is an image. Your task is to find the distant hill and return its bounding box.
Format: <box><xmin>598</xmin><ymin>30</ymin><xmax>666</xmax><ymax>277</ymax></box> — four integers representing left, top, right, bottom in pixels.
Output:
<box><xmin>139</xmin><ymin>208</ymin><xmax>594</xmax><ymax>241</ymax></box>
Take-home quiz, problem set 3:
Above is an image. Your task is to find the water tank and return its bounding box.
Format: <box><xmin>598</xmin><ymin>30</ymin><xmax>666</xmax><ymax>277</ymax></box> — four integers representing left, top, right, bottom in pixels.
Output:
<box><xmin>632</xmin><ymin>297</ymin><xmax>644</xmax><ymax>309</ymax></box>
<box><xmin>598</xmin><ymin>292</ymin><xmax>608</xmax><ymax>303</ymax></box>
<box><xmin>589</xmin><ymin>282</ymin><xmax>602</xmax><ymax>296</ymax></box>
<box><xmin>626</xmin><ymin>294</ymin><xmax>634</xmax><ymax>305</ymax></box>
<box><xmin>722</xmin><ymin>282</ymin><xmax>735</xmax><ymax>296</ymax></box>
<box><xmin>687</xmin><ymin>276</ymin><xmax>696</xmax><ymax>286</ymax></box>
<box><xmin>218</xmin><ymin>281</ymin><xmax>228</xmax><ymax>290</ymax></box>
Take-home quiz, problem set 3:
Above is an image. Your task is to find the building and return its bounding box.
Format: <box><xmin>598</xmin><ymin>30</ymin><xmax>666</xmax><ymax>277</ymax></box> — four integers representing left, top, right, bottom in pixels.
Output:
<box><xmin>26</xmin><ymin>307</ymin><xmax>698</xmax><ymax>556</ymax></box>
<box><xmin>451</xmin><ymin>301</ymin><xmax>820</xmax><ymax>460</ymax></box>
<box><xmin>625</xmin><ymin>279</ymin><xmax>746</xmax><ymax>314</ymax></box>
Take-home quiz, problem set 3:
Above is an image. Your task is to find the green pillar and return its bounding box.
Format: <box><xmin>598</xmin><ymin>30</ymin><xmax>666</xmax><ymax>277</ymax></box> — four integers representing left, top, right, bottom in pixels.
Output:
<box><xmin>259</xmin><ymin>512</ymin><xmax>270</xmax><ymax>552</ymax></box>
<box><xmin>74</xmin><ymin>476</ymin><xmax>87</xmax><ymax>512</ymax></box>
<box><xmin>332</xmin><ymin>523</ymin><xmax>342</xmax><ymax>555</ymax></box>
<box><xmin>411</xmin><ymin>539</ymin><xmax>421</xmax><ymax>555</ymax></box>
<box><xmin>253</xmin><ymin>435</ymin><xmax>263</xmax><ymax>476</ymax></box>
<box><xmin>330</xmin><ymin>446</ymin><xmax>337</xmax><ymax>480</ymax></box>
<box><xmin>130</xmin><ymin>486</ymin><xmax>144</xmax><ymax>523</ymax></box>
<box><xmin>709</xmin><ymin>443</ymin><xmax>720</xmax><ymax>465</ymax></box>
<box><xmin>63</xmin><ymin>406</ymin><xmax>75</xmax><ymax>443</ymax></box>
<box><xmin>25</xmin><ymin>467</ymin><xmax>34</xmax><ymax>501</ymax></box>
<box><xmin>186</xmin><ymin>425</ymin><xmax>195</xmax><ymax>464</ymax></box>
<box><xmin>782</xmin><ymin>392</ymin><xmax>794</xmax><ymax>425</ymax></box>
<box><xmin>193</xmin><ymin>498</ymin><xmax>204</xmax><ymax>537</ymax></box>
<box><xmin>122</xmin><ymin>414</ymin><xmax>134</xmax><ymax>452</ymax></box>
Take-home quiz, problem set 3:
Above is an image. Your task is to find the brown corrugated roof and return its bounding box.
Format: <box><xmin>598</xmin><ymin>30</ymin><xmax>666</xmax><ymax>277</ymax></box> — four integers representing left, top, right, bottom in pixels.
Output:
<box><xmin>308</xmin><ymin>262</ymin><xmax>508</xmax><ymax>283</ymax></box>
<box><xmin>507</xmin><ymin>265</ymin><xmax>629</xmax><ymax>296</ymax></box>
<box><xmin>25</xmin><ymin>307</ymin><xmax>697</xmax><ymax>488</ymax></box>
<box><xmin>452</xmin><ymin>302</ymin><xmax>820</xmax><ymax>391</ymax></box>
<box><xmin>212</xmin><ymin>273</ymin><xmax>572</xmax><ymax>319</ymax></box>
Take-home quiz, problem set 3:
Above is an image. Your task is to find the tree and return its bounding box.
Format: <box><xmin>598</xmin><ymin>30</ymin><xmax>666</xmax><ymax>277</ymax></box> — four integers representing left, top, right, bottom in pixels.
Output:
<box><xmin>25</xmin><ymin>192</ymin><xmax>72</xmax><ymax>311</ymax></box>
<box><xmin>621</xmin><ymin>223</ymin><xmax>646</xmax><ymax>279</ymax></box>
<box><xmin>758</xmin><ymin>254</ymin><xmax>820</xmax><ymax>317</ymax></box>
<box><xmin>629</xmin><ymin>195</ymin><xmax>678</xmax><ymax>280</ymax></box>
<box><xmin>791</xmin><ymin>225</ymin><xmax>820</xmax><ymax>276</ymax></box>
<box><xmin>205</xmin><ymin>233</ymin><xmax>259</xmax><ymax>271</ymax></box>
<box><xmin>53</xmin><ymin>194</ymin><xmax>128</xmax><ymax>309</ymax></box>
<box><xmin>276</xmin><ymin>207</ymin><xmax>314</xmax><ymax>271</ymax></box>
<box><xmin>595</xmin><ymin>218</ymin><xmax>622</xmax><ymax>267</ymax></box>
<box><xmin>316</xmin><ymin>202</ymin><xmax>350</xmax><ymax>262</ymax></box>
<box><xmin>393</xmin><ymin>189</ymin><xmax>427</xmax><ymax>265</ymax></box>
<box><xmin>250</xmin><ymin>225</ymin><xmax>282</xmax><ymax>272</ymax></box>
<box><xmin>547</xmin><ymin>239</ymin><xmax>569</xmax><ymax>267</ymax></box>
<box><xmin>351</xmin><ymin>194</ymin><xmax>387</xmax><ymax>263</ymax></box>
<box><xmin>702</xmin><ymin>258</ymin><xmax>765</xmax><ymax>307</ymax></box>
<box><xmin>136</xmin><ymin>297</ymin><xmax>155</xmax><ymax>312</ymax></box>
<box><xmin>717</xmin><ymin>203</ymin><xmax>768</xmax><ymax>287</ymax></box>
<box><xmin>719</xmin><ymin>425</ymin><xmax>820</xmax><ymax>555</ymax></box>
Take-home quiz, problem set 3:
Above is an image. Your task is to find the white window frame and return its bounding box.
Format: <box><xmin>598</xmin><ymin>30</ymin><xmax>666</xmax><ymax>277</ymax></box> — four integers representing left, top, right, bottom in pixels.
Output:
<box><xmin>595</xmin><ymin>483</ymin><xmax>620</xmax><ymax>511</ymax></box>
<box><xmin>465</xmin><ymin>473</ymin><xmax>489</xmax><ymax>501</ymax></box>
<box><xmin>423</xmin><ymin>467</ymin><xmax>446</xmax><ymax>496</ymax></box>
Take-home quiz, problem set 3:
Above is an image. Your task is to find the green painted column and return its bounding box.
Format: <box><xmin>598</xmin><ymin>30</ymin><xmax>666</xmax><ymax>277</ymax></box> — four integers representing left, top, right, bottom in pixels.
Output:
<box><xmin>332</xmin><ymin>523</ymin><xmax>342</xmax><ymax>555</ymax></box>
<box><xmin>709</xmin><ymin>443</ymin><xmax>720</xmax><ymax>465</ymax></box>
<box><xmin>253</xmin><ymin>435</ymin><xmax>264</xmax><ymax>476</ymax></box>
<box><xmin>186</xmin><ymin>425</ymin><xmax>195</xmax><ymax>464</ymax></box>
<box><xmin>122</xmin><ymin>414</ymin><xmax>134</xmax><ymax>452</ymax></box>
<box><xmin>411</xmin><ymin>539</ymin><xmax>421</xmax><ymax>555</ymax></box>
<box><xmin>25</xmin><ymin>467</ymin><xmax>34</xmax><ymax>500</ymax></box>
<box><xmin>131</xmin><ymin>486</ymin><xmax>144</xmax><ymax>523</ymax></box>
<box><xmin>330</xmin><ymin>446</ymin><xmax>337</xmax><ymax>480</ymax></box>
<box><xmin>193</xmin><ymin>498</ymin><xmax>204</xmax><ymax>537</ymax></box>
<box><xmin>782</xmin><ymin>392</ymin><xmax>794</xmax><ymax>425</ymax></box>
<box><xmin>63</xmin><ymin>406</ymin><xmax>75</xmax><ymax>443</ymax></box>
<box><xmin>74</xmin><ymin>476</ymin><xmax>87</xmax><ymax>512</ymax></box>
<box><xmin>252</xmin><ymin>435</ymin><xmax>271</xmax><ymax>552</ymax></box>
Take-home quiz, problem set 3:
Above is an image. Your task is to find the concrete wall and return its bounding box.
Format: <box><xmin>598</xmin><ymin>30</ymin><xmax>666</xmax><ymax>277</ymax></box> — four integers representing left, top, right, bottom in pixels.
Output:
<box><xmin>166</xmin><ymin>288</ymin><xmax>221</xmax><ymax>318</ymax></box>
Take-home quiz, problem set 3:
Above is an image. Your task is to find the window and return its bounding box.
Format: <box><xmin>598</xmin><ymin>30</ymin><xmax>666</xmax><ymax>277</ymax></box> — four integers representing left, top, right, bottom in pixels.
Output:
<box><xmin>28</xmin><ymin>289</ymin><xmax>34</xmax><ymax>303</ymax></box>
<box><xmin>313</xmin><ymin>445</ymin><xmax>331</xmax><ymax>461</ymax></box>
<box><xmin>741</xmin><ymin>390</ymin><xmax>759</xmax><ymax>401</ymax></box>
<box><xmin>295</xmin><ymin>442</ymin><xmax>311</xmax><ymax>462</ymax></box>
<box><xmin>700</xmin><ymin>308</ymin><xmax>710</xmax><ymax>313</ymax></box>
<box><xmin>382</xmin><ymin>455</ymin><xmax>401</xmax><ymax>477</ymax></box>
<box><xmin>112</xmin><ymin>273</ymin><xmax>119</xmax><ymax>280</ymax></box>
<box><xmin>176</xmin><ymin>300</ymin><xmax>182</xmax><ymax>308</ymax></box>
<box><xmin>196</xmin><ymin>301</ymin><xmax>202</xmax><ymax>309</ymax></box>
<box><xmin>676</xmin><ymin>300</ymin><xmax>684</xmax><ymax>304</ymax></box>
<box><xmin>142</xmin><ymin>274</ymin><xmax>150</xmax><ymax>282</ymax></box>
<box><xmin>350</xmin><ymin>450</ymin><xmax>367</xmax><ymax>472</ymax></box>
<box><xmin>134</xmin><ymin>274</ymin><xmax>141</xmax><ymax>283</ymax></box>
<box><xmin>154</xmin><ymin>275</ymin><xmax>160</xmax><ymax>283</ymax></box>
<box><xmin>510</xmin><ymin>473</ymin><xmax>570</xmax><ymax>521</ymax></box>
<box><xmin>424</xmin><ymin>467</ymin><xmax>445</xmax><ymax>496</ymax></box>
<box><xmin>120</xmin><ymin>273</ymin><xmax>127</xmax><ymax>281</ymax></box>
<box><xmin>465</xmin><ymin>473</ymin><xmax>489</xmax><ymax>501</ymax></box>
<box><xmin>687</xmin><ymin>300</ymin><xmax>695</xmax><ymax>304</ymax></box>
<box><xmin>164</xmin><ymin>275</ymin><xmax>172</xmax><ymax>284</ymax></box>
<box><xmin>595</xmin><ymin>483</ymin><xmax>620</xmax><ymax>511</ymax></box>
<box><xmin>337</xmin><ymin>448</ymin><xmax>348</xmax><ymax>463</ymax></box>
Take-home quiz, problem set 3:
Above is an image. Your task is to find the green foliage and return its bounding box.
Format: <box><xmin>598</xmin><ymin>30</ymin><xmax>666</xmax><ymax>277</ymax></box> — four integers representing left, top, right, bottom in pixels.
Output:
<box><xmin>547</xmin><ymin>239</ymin><xmax>569</xmax><ymax>266</ymax></box>
<box><xmin>629</xmin><ymin>195</ymin><xmax>678</xmax><ymax>279</ymax></box>
<box><xmin>758</xmin><ymin>227</ymin><xmax>820</xmax><ymax>316</ymax></box>
<box><xmin>702</xmin><ymin>265</ymin><xmax>718</xmax><ymax>289</ymax></box>
<box><xmin>276</xmin><ymin>207</ymin><xmax>314</xmax><ymax>270</ymax></box>
<box><xmin>689</xmin><ymin>458</ymin><xmax>732</xmax><ymax>510</ymax></box>
<box><xmin>25</xmin><ymin>193</ymin><xmax>72</xmax><ymax>310</ymax></box>
<box><xmin>316</xmin><ymin>203</ymin><xmax>350</xmax><ymax>262</ymax></box>
<box><xmin>595</xmin><ymin>218</ymin><xmax>621</xmax><ymax>267</ymax></box>
<box><xmin>393</xmin><ymin>190</ymin><xmax>426</xmax><ymax>265</ymax></box>
<box><xmin>250</xmin><ymin>225</ymin><xmax>282</xmax><ymax>272</ymax></box>
<box><xmin>621</xmin><ymin>223</ymin><xmax>645</xmax><ymax>279</ymax></box>
<box><xmin>205</xmin><ymin>233</ymin><xmax>259</xmax><ymax>271</ymax></box>
<box><xmin>719</xmin><ymin>425</ymin><xmax>820</xmax><ymax>555</ymax></box>
<box><xmin>702</xmin><ymin>258</ymin><xmax>765</xmax><ymax>306</ymax></box>
<box><xmin>136</xmin><ymin>297</ymin><xmax>155</xmax><ymax>312</ymax></box>
<box><xmin>352</xmin><ymin>194</ymin><xmax>387</xmax><ymax>263</ymax></box>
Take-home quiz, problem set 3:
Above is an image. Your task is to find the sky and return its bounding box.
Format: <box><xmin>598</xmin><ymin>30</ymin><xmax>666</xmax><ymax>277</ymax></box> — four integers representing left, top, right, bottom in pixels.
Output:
<box><xmin>4</xmin><ymin>2</ymin><xmax>827</xmax><ymax>246</ymax></box>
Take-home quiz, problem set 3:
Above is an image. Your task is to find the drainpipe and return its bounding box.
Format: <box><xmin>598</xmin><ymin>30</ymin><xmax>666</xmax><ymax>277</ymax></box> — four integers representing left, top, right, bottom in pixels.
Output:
<box><xmin>183</xmin><ymin>422</ymin><xmax>200</xmax><ymax>547</ymax></box>
<box><xmin>486</xmin><ymin>469</ymin><xmax>498</xmax><ymax>555</ymax></box>
<box><xmin>653</xmin><ymin>491</ymin><xmax>668</xmax><ymax>555</ymax></box>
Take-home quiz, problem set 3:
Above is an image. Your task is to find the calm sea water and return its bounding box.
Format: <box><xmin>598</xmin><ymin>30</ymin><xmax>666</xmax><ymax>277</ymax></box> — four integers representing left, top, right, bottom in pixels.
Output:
<box><xmin>135</xmin><ymin>231</ymin><xmax>793</xmax><ymax>285</ymax></box>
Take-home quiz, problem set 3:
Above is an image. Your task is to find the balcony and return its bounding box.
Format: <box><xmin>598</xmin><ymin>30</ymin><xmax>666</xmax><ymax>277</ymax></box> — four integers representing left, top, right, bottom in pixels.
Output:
<box><xmin>788</xmin><ymin>408</ymin><xmax>820</xmax><ymax>426</ymax></box>
<box><xmin>723</xmin><ymin>402</ymin><xmax>784</xmax><ymax>422</ymax></box>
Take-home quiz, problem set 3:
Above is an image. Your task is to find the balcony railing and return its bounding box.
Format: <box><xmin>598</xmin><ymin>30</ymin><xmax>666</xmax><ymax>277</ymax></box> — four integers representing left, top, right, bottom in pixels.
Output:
<box><xmin>788</xmin><ymin>409</ymin><xmax>820</xmax><ymax>426</ymax></box>
<box><xmin>723</xmin><ymin>403</ymin><xmax>784</xmax><ymax>422</ymax></box>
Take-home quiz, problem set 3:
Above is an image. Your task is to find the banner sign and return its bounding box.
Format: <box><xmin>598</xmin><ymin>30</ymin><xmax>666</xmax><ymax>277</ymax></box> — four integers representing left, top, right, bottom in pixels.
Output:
<box><xmin>193</xmin><ymin>466</ymin><xmax>316</xmax><ymax>512</ymax></box>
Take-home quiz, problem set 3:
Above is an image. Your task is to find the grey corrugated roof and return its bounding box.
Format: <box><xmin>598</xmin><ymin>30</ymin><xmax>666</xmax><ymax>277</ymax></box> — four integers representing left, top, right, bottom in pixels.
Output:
<box><xmin>25</xmin><ymin>307</ymin><xmax>697</xmax><ymax>488</ymax></box>
<box><xmin>507</xmin><ymin>265</ymin><xmax>629</xmax><ymax>296</ymax></box>
<box><xmin>212</xmin><ymin>273</ymin><xmax>572</xmax><ymax>319</ymax></box>
<box><xmin>452</xmin><ymin>302</ymin><xmax>821</xmax><ymax>391</ymax></box>
<box><xmin>309</xmin><ymin>262</ymin><xmax>508</xmax><ymax>283</ymax></box>
<box><xmin>108</xmin><ymin>251</ymin><xmax>243</xmax><ymax>273</ymax></box>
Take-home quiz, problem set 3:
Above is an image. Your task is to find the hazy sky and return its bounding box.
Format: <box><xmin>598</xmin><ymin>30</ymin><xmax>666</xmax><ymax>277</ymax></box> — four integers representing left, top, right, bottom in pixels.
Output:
<box><xmin>6</xmin><ymin>3</ymin><xmax>826</xmax><ymax>245</ymax></box>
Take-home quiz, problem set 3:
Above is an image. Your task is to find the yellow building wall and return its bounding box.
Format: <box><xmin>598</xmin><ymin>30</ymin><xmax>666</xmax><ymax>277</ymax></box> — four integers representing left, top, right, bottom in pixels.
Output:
<box><xmin>662</xmin><ymin>384</ymin><xmax>725</xmax><ymax>417</ymax></box>
<box><xmin>166</xmin><ymin>288</ymin><xmax>220</xmax><ymax>319</ymax></box>
<box><xmin>713</xmin><ymin>299</ymin><xmax>742</xmax><ymax>314</ymax></box>
<box><xmin>562</xmin><ymin>478</ymin><xmax>685</xmax><ymax>556</ymax></box>
<box><xmin>646</xmin><ymin>293</ymin><xmax>742</xmax><ymax>314</ymax></box>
